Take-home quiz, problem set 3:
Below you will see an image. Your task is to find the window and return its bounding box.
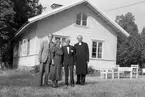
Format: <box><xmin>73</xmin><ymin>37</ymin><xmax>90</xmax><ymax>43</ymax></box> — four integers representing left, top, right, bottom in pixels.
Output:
<box><xmin>76</xmin><ymin>13</ymin><xmax>87</xmax><ymax>26</ymax></box>
<box><xmin>13</xmin><ymin>43</ymin><xmax>19</xmax><ymax>57</ymax></box>
<box><xmin>27</xmin><ymin>39</ymin><xmax>30</xmax><ymax>55</ymax></box>
<box><xmin>92</xmin><ymin>41</ymin><xmax>103</xmax><ymax>58</ymax></box>
<box><xmin>54</xmin><ymin>36</ymin><xmax>68</xmax><ymax>47</ymax></box>
<box><xmin>22</xmin><ymin>39</ymin><xmax>28</xmax><ymax>56</ymax></box>
<box><xmin>18</xmin><ymin>39</ymin><xmax>29</xmax><ymax>57</ymax></box>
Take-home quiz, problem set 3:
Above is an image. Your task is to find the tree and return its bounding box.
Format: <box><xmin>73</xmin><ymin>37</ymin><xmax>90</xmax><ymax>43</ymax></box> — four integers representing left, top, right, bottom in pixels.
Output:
<box><xmin>0</xmin><ymin>0</ymin><xmax>16</xmax><ymax>66</ymax></box>
<box><xmin>13</xmin><ymin>0</ymin><xmax>43</xmax><ymax>27</ymax></box>
<box><xmin>140</xmin><ymin>27</ymin><xmax>145</xmax><ymax>68</ymax></box>
<box><xmin>0</xmin><ymin>0</ymin><xmax>16</xmax><ymax>42</ymax></box>
<box><xmin>115</xmin><ymin>12</ymin><xmax>141</xmax><ymax>67</ymax></box>
<box><xmin>0</xmin><ymin>0</ymin><xmax>43</xmax><ymax>68</ymax></box>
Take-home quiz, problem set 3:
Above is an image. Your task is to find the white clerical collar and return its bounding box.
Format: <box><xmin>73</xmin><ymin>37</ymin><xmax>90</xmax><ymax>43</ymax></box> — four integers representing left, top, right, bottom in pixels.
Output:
<box><xmin>79</xmin><ymin>42</ymin><xmax>82</xmax><ymax>45</ymax></box>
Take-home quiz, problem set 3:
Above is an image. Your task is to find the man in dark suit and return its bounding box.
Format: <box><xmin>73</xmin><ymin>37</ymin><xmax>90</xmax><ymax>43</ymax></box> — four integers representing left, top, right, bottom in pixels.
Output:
<box><xmin>62</xmin><ymin>38</ymin><xmax>75</xmax><ymax>87</ymax></box>
<box><xmin>38</xmin><ymin>33</ymin><xmax>55</xmax><ymax>86</ymax></box>
<box><xmin>74</xmin><ymin>35</ymin><xmax>89</xmax><ymax>85</ymax></box>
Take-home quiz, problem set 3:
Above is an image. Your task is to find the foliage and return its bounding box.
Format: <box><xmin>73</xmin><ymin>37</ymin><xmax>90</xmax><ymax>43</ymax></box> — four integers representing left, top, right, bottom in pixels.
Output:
<box><xmin>13</xmin><ymin>0</ymin><xmax>43</xmax><ymax>26</ymax></box>
<box><xmin>88</xmin><ymin>66</ymin><xmax>100</xmax><ymax>76</ymax></box>
<box><xmin>140</xmin><ymin>27</ymin><xmax>145</xmax><ymax>67</ymax></box>
<box><xmin>0</xmin><ymin>0</ymin><xmax>43</xmax><ymax>67</ymax></box>
<box><xmin>0</xmin><ymin>0</ymin><xmax>16</xmax><ymax>42</ymax></box>
<box><xmin>115</xmin><ymin>12</ymin><xmax>143</xmax><ymax>67</ymax></box>
<box><xmin>32</xmin><ymin>65</ymin><xmax>40</xmax><ymax>73</ymax></box>
<box><xmin>88</xmin><ymin>66</ymin><xmax>95</xmax><ymax>75</ymax></box>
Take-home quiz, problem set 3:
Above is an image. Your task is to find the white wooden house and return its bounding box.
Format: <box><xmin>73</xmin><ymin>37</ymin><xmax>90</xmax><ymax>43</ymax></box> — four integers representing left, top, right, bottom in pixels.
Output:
<box><xmin>12</xmin><ymin>0</ymin><xmax>129</xmax><ymax>69</ymax></box>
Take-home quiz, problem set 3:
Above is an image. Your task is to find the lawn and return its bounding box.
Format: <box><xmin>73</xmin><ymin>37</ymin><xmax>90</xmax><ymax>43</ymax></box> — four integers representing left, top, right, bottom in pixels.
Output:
<box><xmin>0</xmin><ymin>70</ymin><xmax>145</xmax><ymax>97</ymax></box>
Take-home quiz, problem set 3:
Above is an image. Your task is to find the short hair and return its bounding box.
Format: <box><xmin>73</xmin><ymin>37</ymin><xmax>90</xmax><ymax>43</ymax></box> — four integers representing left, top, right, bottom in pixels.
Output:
<box><xmin>55</xmin><ymin>39</ymin><xmax>61</xmax><ymax>44</ymax></box>
<box><xmin>65</xmin><ymin>38</ymin><xmax>70</xmax><ymax>42</ymax></box>
<box><xmin>77</xmin><ymin>35</ymin><xmax>83</xmax><ymax>39</ymax></box>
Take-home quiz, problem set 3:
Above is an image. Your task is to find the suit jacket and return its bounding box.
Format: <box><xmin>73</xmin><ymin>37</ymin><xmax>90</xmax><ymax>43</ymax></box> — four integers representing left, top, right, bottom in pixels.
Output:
<box><xmin>62</xmin><ymin>45</ymin><xmax>75</xmax><ymax>66</ymax></box>
<box><xmin>38</xmin><ymin>40</ymin><xmax>55</xmax><ymax>63</ymax></box>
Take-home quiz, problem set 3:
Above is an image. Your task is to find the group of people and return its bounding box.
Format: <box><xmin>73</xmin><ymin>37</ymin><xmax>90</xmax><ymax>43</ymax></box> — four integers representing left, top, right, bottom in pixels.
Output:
<box><xmin>38</xmin><ymin>33</ymin><xmax>89</xmax><ymax>87</ymax></box>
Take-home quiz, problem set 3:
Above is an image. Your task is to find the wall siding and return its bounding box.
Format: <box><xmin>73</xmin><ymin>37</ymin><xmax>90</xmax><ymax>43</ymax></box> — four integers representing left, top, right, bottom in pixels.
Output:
<box><xmin>13</xmin><ymin>3</ymin><xmax>117</xmax><ymax>69</ymax></box>
<box><xmin>13</xmin><ymin>23</ymin><xmax>37</xmax><ymax>67</ymax></box>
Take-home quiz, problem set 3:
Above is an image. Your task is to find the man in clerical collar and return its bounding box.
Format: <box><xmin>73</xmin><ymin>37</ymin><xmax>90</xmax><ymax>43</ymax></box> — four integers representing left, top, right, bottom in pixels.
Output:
<box><xmin>74</xmin><ymin>35</ymin><xmax>89</xmax><ymax>85</ymax></box>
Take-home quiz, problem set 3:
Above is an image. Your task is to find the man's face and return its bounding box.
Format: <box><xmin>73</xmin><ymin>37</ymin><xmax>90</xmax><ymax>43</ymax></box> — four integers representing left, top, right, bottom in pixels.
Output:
<box><xmin>48</xmin><ymin>34</ymin><xmax>53</xmax><ymax>41</ymax></box>
<box><xmin>77</xmin><ymin>36</ymin><xmax>83</xmax><ymax>43</ymax></box>
<box><xmin>65</xmin><ymin>40</ymin><xmax>70</xmax><ymax>46</ymax></box>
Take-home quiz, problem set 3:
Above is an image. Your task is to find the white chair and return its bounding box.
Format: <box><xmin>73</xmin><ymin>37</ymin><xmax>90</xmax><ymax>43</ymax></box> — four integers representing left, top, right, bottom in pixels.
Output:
<box><xmin>100</xmin><ymin>69</ymin><xmax>113</xmax><ymax>79</ymax></box>
<box><xmin>100</xmin><ymin>69</ymin><xmax>107</xmax><ymax>79</ymax></box>
<box><xmin>142</xmin><ymin>68</ymin><xmax>145</xmax><ymax>75</ymax></box>
<box><xmin>131</xmin><ymin>65</ymin><xmax>139</xmax><ymax>78</ymax></box>
<box><xmin>116</xmin><ymin>65</ymin><xmax>120</xmax><ymax>68</ymax></box>
<box><xmin>113</xmin><ymin>67</ymin><xmax>119</xmax><ymax>79</ymax></box>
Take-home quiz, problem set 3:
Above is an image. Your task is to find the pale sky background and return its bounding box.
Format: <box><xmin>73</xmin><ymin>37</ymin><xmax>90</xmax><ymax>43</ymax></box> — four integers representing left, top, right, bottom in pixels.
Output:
<box><xmin>39</xmin><ymin>0</ymin><xmax>145</xmax><ymax>33</ymax></box>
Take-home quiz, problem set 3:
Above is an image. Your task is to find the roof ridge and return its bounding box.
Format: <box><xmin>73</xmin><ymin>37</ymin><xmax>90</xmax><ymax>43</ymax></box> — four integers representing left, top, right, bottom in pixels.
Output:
<box><xmin>14</xmin><ymin>0</ymin><xmax>129</xmax><ymax>37</ymax></box>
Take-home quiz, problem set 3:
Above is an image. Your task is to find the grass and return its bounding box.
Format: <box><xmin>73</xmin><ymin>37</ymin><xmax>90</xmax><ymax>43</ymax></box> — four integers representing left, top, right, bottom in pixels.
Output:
<box><xmin>0</xmin><ymin>70</ymin><xmax>145</xmax><ymax>97</ymax></box>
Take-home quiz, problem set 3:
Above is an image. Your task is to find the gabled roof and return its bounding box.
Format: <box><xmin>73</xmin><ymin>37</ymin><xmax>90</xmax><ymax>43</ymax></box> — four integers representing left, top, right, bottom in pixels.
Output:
<box><xmin>14</xmin><ymin>0</ymin><xmax>130</xmax><ymax>37</ymax></box>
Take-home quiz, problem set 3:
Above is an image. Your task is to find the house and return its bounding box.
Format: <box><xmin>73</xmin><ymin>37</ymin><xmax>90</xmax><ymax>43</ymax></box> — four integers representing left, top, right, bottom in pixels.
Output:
<box><xmin>12</xmin><ymin>0</ymin><xmax>129</xmax><ymax>69</ymax></box>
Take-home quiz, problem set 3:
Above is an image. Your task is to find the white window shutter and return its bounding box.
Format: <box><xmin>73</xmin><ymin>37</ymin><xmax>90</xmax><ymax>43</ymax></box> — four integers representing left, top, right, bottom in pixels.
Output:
<box><xmin>19</xmin><ymin>41</ymin><xmax>22</xmax><ymax>57</ymax></box>
<box><xmin>22</xmin><ymin>39</ymin><xmax>28</xmax><ymax>56</ymax></box>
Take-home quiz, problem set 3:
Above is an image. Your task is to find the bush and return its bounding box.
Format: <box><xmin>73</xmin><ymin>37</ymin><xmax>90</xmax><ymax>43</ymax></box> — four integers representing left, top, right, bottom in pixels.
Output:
<box><xmin>88</xmin><ymin>66</ymin><xmax>95</xmax><ymax>75</ymax></box>
<box><xmin>32</xmin><ymin>65</ymin><xmax>40</xmax><ymax>73</ymax></box>
<box><xmin>88</xmin><ymin>66</ymin><xmax>101</xmax><ymax>76</ymax></box>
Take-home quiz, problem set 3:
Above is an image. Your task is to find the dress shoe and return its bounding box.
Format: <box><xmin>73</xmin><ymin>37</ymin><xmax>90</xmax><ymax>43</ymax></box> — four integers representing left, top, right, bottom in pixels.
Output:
<box><xmin>80</xmin><ymin>82</ymin><xmax>85</xmax><ymax>85</ymax></box>
<box><xmin>76</xmin><ymin>82</ymin><xmax>80</xmax><ymax>85</ymax></box>
<box><xmin>52</xmin><ymin>81</ymin><xmax>58</xmax><ymax>88</ymax></box>
<box><xmin>70</xmin><ymin>84</ymin><xmax>75</xmax><ymax>87</ymax></box>
<box><xmin>65</xmin><ymin>83</ymin><xmax>69</xmax><ymax>86</ymax></box>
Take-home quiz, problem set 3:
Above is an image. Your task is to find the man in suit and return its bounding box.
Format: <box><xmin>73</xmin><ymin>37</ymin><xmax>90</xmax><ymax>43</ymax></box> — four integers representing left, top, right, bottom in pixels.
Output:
<box><xmin>38</xmin><ymin>33</ymin><xmax>55</xmax><ymax>86</ymax></box>
<box><xmin>62</xmin><ymin>38</ymin><xmax>75</xmax><ymax>87</ymax></box>
<box><xmin>74</xmin><ymin>35</ymin><xmax>89</xmax><ymax>85</ymax></box>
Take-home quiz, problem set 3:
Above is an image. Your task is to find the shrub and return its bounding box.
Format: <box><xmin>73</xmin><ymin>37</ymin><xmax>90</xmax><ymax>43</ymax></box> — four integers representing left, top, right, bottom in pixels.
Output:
<box><xmin>32</xmin><ymin>65</ymin><xmax>40</xmax><ymax>73</ymax></box>
<box><xmin>88</xmin><ymin>66</ymin><xmax>95</xmax><ymax>75</ymax></box>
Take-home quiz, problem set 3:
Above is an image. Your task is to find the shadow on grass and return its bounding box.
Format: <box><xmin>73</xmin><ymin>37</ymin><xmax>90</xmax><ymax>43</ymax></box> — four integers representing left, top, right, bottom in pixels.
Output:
<box><xmin>56</xmin><ymin>81</ymin><xmax>99</xmax><ymax>88</ymax></box>
<box><xmin>0</xmin><ymin>72</ymin><xmax>39</xmax><ymax>87</ymax></box>
<box><xmin>0</xmin><ymin>70</ymin><xmax>100</xmax><ymax>88</ymax></box>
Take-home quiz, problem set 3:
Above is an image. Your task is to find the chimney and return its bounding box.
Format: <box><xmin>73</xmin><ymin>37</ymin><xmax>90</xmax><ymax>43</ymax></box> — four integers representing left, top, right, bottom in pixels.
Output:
<box><xmin>51</xmin><ymin>3</ymin><xmax>63</xmax><ymax>9</ymax></box>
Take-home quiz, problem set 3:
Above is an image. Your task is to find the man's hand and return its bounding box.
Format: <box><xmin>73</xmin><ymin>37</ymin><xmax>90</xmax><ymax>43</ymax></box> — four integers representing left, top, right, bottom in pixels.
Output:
<box><xmin>87</xmin><ymin>61</ymin><xmax>89</xmax><ymax>64</ymax></box>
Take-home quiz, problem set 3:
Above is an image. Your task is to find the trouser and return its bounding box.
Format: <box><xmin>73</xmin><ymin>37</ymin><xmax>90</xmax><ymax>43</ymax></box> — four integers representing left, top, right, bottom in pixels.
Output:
<box><xmin>64</xmin><ymin>65</ymin><xmax>74</xmax><ymax>85</ymax></box>
<box><xmin>39</xmin><ymin>61</ymin><xmax>51</xmax><ymax>86</ymax></box>
<box><xmin>77</xmin><ymin>74</ymin><xmax>86</xmax><ymax>84</ymax></box>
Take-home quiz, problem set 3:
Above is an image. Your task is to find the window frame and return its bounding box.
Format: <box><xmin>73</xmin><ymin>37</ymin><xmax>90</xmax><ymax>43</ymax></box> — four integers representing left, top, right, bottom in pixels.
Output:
<box><xmin>22</xmin><ymin>39</ymin><xmax>28</xmax><ymax>57</ymax></box>
<box><xmin>53</xmin><ymin>35</ymin><xmax>69</xmax><ymax>47</ymax></box>
<box><xmin>19</xmin><ymin>41</ymin><xmax>22</xmax><ymax>57</ymax></box>
<box><xmin>91</xmin><ymin>40</ymin><xmax>104</xmax><ymax>59</ymax></box>
<box><xmin>75</xmin><ymin>12</ymin><xmax>88</xmax><ymax>27</ymax></box>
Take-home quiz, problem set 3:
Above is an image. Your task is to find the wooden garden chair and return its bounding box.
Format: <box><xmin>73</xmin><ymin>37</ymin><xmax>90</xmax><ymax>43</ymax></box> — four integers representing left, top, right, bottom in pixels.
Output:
<box><xmin>131</xmin><ymin>65</ymin><xmax>139</xmax><ymax>78</ymax></box>
<box><xmin>100</xmin><ymin>68</ymin><xmax>113</xmax><ymax>79</ymax></box>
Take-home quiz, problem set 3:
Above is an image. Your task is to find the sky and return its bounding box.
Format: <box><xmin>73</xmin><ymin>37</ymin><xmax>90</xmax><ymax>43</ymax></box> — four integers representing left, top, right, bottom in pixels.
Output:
<box><xmin>39</xmin><ymin>0</ymin><xmax>145</xmax><ymax>33</ymax></box>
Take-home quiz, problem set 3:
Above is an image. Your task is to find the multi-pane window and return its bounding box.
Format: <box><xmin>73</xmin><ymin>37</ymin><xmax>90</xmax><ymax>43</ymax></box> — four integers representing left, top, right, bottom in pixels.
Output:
<box><xmin>22</xmin><ymin>39</ymin><xmax>28</xmax><ymax>56</ymax></box>
<box><xmin>13</xmin><ymin>43</ymin><xmax>19</xmax><ymax>57</ymax></box>
<box><xmin>27</xmin><ymin>39</ymin><xmax>30</xmax><ymax>55</ymax></box>
<box><xmin>54</xmin><ymin>36</ymin><xmax>68</xmax><ymax>47</ymax></box>
<box><xmin>92</xmin><ymin>41</ymin><xmax>103</xmax><ymax>58</ymax></box>
<box><xmin>76</xmin><ymin>13</ymin><xmax>87</xmax><ymax>26</ymax></box>
<box><xmin>18</xmin><ymin>39</ymin><xmax>29</xmax><ymax>57</ymax></box>
<box><xmin>19</xmin><ymin>41</ymin><xmax>22</xmax><ymax>57</ymax></box>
